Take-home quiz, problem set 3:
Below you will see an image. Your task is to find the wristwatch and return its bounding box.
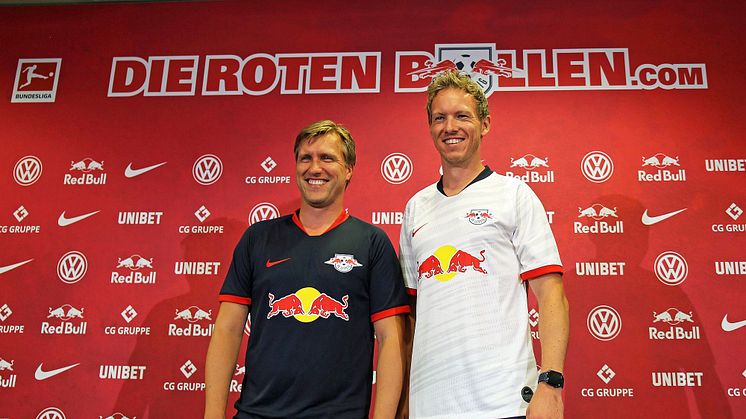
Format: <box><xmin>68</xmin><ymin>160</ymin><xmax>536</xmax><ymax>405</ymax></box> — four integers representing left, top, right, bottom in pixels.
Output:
<box><xmin>538</xmin><ymin>370</ymin><xmax>564</xmax><ymax>388</ymax></box>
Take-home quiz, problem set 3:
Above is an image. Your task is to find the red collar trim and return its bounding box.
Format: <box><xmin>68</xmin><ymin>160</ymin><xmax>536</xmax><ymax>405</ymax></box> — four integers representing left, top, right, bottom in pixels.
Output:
<box><xmin>292</xmin><ymin>209</ymin><xmax>349</xmax><ymax>236</ymax></box>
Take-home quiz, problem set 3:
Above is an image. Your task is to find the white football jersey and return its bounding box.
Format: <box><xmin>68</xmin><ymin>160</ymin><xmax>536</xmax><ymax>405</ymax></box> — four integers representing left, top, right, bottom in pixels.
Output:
<box><xmin>400</xmin><ymin>170</ymin><xmax>562</xmax><ymax>418</ymax></box>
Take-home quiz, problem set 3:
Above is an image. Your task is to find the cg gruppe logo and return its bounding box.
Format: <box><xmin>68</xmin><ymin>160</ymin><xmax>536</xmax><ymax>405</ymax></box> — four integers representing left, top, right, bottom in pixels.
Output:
<box><xmin>13</xmin><ymin>155</ymin><xmax>43</xmax><ymax>186</ymax></box>
<box><xmin>654</xmin><ymin>251</ymin><xmax>688</xmax><ymax>286</ymax></box>
<box><xmin>581</xmin><ymin>151</ymin><xmax>614</xmax><ymax>183</ymax></box>
<box><xmin>192</xmin><ymin>154</ymin><xmax>223</xmax><ymax>185</ymax></box>
<box><xmin>248</xmin><ymin>202</ymin><xmax>279</xmax><ymax>225</ymax></box>
<box><xmin>587</xmin><ymin>305</ymin><xmax>622</xmax><ymax>341</ymax></box>
<box><xmin>381</xmin><ymin>153</ymin><xmax>413</xmax><ymax>184</ymax></box>
<box><xmin>56</xmin><ymin>251</ymin><xmax>88</xmax><ymax>284</ymax></box>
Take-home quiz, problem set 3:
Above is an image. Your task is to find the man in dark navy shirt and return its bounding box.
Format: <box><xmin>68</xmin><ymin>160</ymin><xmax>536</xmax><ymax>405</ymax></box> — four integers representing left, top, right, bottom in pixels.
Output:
<box><xmin>205</xmin><ymin>120</ymin><xmax>410</xmax><ymax>419</ymax></box>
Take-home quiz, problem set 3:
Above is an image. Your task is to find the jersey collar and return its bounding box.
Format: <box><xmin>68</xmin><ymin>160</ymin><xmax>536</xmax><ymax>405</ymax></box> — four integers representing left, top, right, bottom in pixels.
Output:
<box><xmin>292</xmin><ymin>209</ymin><xmax>349</xmax><ymax>236</ymax></box>
<box><xmin>436</xmin><ymin>165</ymin><xmax>493</xmax><ymax>196</ymax></box>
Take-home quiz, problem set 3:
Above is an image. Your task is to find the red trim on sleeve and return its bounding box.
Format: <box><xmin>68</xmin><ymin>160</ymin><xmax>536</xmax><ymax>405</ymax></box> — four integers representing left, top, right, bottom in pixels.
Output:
<box><xmin>370</xmin><ymin>305</ymin><xmax>411</xmax><ymax>322</ymax></box>
<box><xmin>219</xmin><ymin>294</ymin><xmax>252</xmax><ymax>305</ymax></box>
<box><xmin>521</xmin><ymin>265</ymin><xmax>564</xmax><ymax>281</ymax></box>
<box><xmin>405</xmin><ymin>288</ymin><xmax>417</xmax><ymax>296</ymax></box>
<box><xmin>292</xmin><ymin>209</ymin><xmax>349</xmax><ymax>235</ymax></box>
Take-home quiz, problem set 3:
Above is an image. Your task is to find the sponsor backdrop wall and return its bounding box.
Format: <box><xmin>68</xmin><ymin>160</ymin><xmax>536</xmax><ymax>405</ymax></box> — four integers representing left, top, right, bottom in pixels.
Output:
<box><xmin>1</xmin><ymin>1</ymin><xmax>744</xmax><ymax>418</ymax></box>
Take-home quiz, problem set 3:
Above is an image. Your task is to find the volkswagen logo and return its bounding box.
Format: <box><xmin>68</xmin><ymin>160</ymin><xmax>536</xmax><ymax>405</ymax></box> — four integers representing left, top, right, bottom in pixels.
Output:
<box><xmin>381</xmin><ymin>153</ymin><xmax>413</xmax><ymax>185</ymax></box>
<box><xmin>581</xmin><ymin>151</ymin><xmax>613</xmax><ymax>183</ymax></box>
<box><xmin>192</xmin><ymin>154</ymin><xmax>223</xmax><ymax>185</ymax></box>
<box><xmin>56</xmin><ymin>251</ymin><xmax>88</xmax><ymax>284</ymax></box>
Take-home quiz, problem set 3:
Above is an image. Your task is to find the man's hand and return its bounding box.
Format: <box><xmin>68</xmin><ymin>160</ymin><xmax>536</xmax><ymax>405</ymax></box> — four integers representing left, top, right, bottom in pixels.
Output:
<box><xmin>526</xmin><ymin>383</ymin><xmax>563</xmax><ymax>419</ymax></box>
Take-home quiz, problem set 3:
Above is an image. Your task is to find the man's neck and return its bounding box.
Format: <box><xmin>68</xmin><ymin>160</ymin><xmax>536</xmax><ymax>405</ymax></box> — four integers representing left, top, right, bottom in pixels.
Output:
<box><xmin>441</xmin><ymin>162</ymin><xmax>485</xmax><ymax>196</ymax></box>
<box><xmin>299</xmin><ymin>202</ymin><xmax>345</xmax><ymax>236</ymax></box>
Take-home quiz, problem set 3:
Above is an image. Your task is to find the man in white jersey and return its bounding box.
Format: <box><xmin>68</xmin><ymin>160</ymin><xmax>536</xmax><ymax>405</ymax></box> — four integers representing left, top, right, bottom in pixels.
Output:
<box><xmin>399</xmin><ymin>70</ymin><xmax>569</xmax><ymax>419</ymax></box>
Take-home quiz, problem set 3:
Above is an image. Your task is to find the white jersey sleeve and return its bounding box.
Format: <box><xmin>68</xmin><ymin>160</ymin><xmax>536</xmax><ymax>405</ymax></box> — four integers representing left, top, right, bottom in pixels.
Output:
<box><xmin>399</xmin><ymin>197</ymin><xmax>419</xmax><ymax>293</ymax></box>
<box><xmin>512</xmin><ymin>182</ymin><xmax>562</xmax><ymax>279</ymax></box>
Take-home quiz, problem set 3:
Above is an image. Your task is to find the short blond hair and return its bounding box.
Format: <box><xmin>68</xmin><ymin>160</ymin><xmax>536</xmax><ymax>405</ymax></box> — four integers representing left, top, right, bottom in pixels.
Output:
<box><xmin>426</xmin><ymin>70</ymin><xmax>489</xmax><ymax>123</ymax></box>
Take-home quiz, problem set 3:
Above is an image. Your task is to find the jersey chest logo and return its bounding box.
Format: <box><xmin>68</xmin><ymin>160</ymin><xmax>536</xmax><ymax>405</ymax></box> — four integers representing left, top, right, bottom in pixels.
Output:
<box><xmin>417</xmin><ymin>245</ymin><xmax>488</xmax><ymax>282</ymax></box>
<box><xmin>324</xmin><ymin>253</ymin><xmax>363</xmax><ymax>273</ymax></box>
<box><xmin>267</xmin><ymin>288</ymin><xmax>349</xmax><ymax>322</ymax></box>
<box><xmin>465</xmin><ymin>209</ymin><xmax>493</xmax><ymax>225</ymax></box>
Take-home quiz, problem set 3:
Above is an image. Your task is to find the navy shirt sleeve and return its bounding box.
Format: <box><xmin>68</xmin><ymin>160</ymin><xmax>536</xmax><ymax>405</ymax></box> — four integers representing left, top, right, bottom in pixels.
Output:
<box><xmin>368</xmin><ymin>226</ymin><xmax>410</xmax><ymax>322</ymax></box>
<box><xmin>219</xmin><ymin>227</ymin><xmax>254</xmax><ymax>305</ymax></box>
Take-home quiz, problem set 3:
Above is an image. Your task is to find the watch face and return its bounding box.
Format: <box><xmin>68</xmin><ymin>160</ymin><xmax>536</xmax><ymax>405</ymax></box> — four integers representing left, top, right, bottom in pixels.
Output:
<box><xmin>540</xmin><ymin>370</ymin><xmax>564</xmax><ymax>388</ymax></box>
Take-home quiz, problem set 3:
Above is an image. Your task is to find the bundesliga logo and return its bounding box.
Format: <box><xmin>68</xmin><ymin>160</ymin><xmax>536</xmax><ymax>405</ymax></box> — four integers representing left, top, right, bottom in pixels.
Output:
<box><xmin>12</xmin><ymin>58</ymin><xmax>62</xmax><ymax>103</ymax></box>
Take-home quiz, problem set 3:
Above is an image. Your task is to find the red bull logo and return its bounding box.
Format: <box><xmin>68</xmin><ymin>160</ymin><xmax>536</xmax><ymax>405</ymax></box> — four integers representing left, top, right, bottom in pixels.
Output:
<box><xmin>267</xmin><ymin>288</ymin><xmax>349</xmax><ymax>322</ymax></box>
<box><xmin>505</xmin><ymin>154</ymin><xmax>555</xmax><ymax>183</ymax></box>
<box><xmin>324</xmin><ymin>253</ymin><xmax>363</xmax><ymax>273</ymax></box>
<box><xmin>650</xmin><ymin>307</ymin><xmax>700</xmax><ymax>340</ymax></box>
<box><xmin>465</xmin><ymin>209</ymin><xmax>493</xmax><ymax>226</ymax></box>
<box><xmin>47</xmin><ymin>304</ymin><xmax>84</xmax><ymax>321</ymax></box>
<box><xmin>64</xmin><ymin>157</ymin><xmax>107</xmax><ymax>185</ymax></box>
<box><xmin>174</xmin><ymin>306</ymin><xmax>212</xmax><ymax>323</ymax></box>
<box><xmin>577</xmin><ymin>204</ymin><xmax>619</xmax><ymax>221</ymax></box>
<box><xmin>417</xmin><ymin>245</ymin><xmax>488</xmax><ymax>282</ymax></box>
<box><xmin>69</xmin><ymin>158</ymin><xmax>105</xmax><ymax>172</ymax></box>
<box><xmin>575</xmin><ymin>204</ymin><xmax>624</xmax><ymax>234</ymax></box>
<box><xmin>639</xmin><ymin>153</ymin><xmax>686</xmax><ymax>182</ymax></box>
<box><xmin>41</xmin><ymin>305</ymin><xmax>88</xmax><ymax>335</ymax></box>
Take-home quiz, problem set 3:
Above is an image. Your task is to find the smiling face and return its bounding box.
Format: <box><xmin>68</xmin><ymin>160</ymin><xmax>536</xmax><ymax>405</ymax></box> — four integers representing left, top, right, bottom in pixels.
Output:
<box><xmin>429</xmin><ymin>87</ymin><xmax>491</xmax><ymax>170</ymax></box>
<box><xmin>295</xmin><ymin>133</ymin><xmax>353</xmax><ymax>210</ymax></box>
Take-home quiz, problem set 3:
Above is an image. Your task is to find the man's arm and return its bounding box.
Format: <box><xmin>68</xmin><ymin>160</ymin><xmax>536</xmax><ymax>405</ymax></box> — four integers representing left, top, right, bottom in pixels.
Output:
<box><xmin>372</xmin><ymin>314</ymin><xmax>407</xmax><ymax>419</ymax></box>
<box><xmin>526</xmin><ymin>273</ymin><xmax>569</xmax><ymax>419</ymax></box>
<box><xmin>204</xmin><ymin>302</ymin><xmax>249</xmax><ymax>419</ymax></box>
<box><xmin>397</xmin><ymin>296</ymin><xmax>416</xmax><ymax>419</ymax></box>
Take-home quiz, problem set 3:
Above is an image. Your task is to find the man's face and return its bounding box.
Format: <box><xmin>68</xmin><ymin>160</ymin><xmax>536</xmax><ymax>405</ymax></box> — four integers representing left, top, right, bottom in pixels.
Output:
<box><xmin>429</xmin><ymin>87</ymin><xmax>491</xmax><ymax>169</ymax></box>
<box><xmin>295</xmin><ymin>133</ymin><xmax>352</xmax><ymax>209</ymax></box>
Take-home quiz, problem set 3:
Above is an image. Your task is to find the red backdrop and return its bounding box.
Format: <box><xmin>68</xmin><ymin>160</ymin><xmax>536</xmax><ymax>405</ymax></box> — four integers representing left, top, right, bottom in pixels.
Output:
<box><xmin>1</xmin><ymin>1</ymin><xmax>744</xmax><ymax>418</ymax></box>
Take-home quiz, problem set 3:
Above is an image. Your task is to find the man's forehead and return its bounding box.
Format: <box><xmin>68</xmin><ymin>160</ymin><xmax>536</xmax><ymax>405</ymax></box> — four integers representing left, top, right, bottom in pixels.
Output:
<box><xmin>432</xmin><ymin>88</ymin><xmax>478</xmax><ymax>111</ymax></box>
<box><xmin>298</xmin><ymin>133</ymin><xmax>343</xmax><ymax>152</ymax></box>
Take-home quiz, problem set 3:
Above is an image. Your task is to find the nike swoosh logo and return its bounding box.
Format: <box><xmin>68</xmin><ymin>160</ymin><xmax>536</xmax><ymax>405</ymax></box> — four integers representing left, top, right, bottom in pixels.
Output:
<box><xmin>125</xmin><ymin>161</ymin><xmax>167</xmax><ymax>178</ymax></box>
<box><xmin>0</xmin><ymin>259</ymin><xmax>34</xmax><ymax>274</ymax></box>
<box><xmin>58</xmin><ymin>210</ymin><xmax>100</xmax><ymax>227</ymax></box>
<box><xmin>35</xmin><ymin>362</ymin><xmax>80</xmax><ymax>380</ymax></box>
<box><xmin>266</xmin><ymin>258</ymin><xmax>290</xmax><ymax>268</ymax></box>
<box><xmin>641</xmin><ymin>208</ymin><xmax>687</xmax><ymax>226</ymax></box>
<box><xmin>412</xmin><ymin>223</ymin><xmax>428</xmax><ymax>238</ymax></box>
<box><xmin>721</xmin><ymin>314</ymin><xmax>746</xmax><ymax>332</ymax></box>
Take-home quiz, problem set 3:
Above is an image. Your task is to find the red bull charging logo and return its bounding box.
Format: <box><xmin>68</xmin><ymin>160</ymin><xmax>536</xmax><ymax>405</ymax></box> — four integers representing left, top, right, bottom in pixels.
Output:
<box><xmin>267</xmin><ymin>288</ymin><xmax>349</xmax><ymax>322</ymax></box>
<box><xmin>417</xmin><ymin>245</ymin><xmax>488</xmax><ymax>282</ymax></box>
